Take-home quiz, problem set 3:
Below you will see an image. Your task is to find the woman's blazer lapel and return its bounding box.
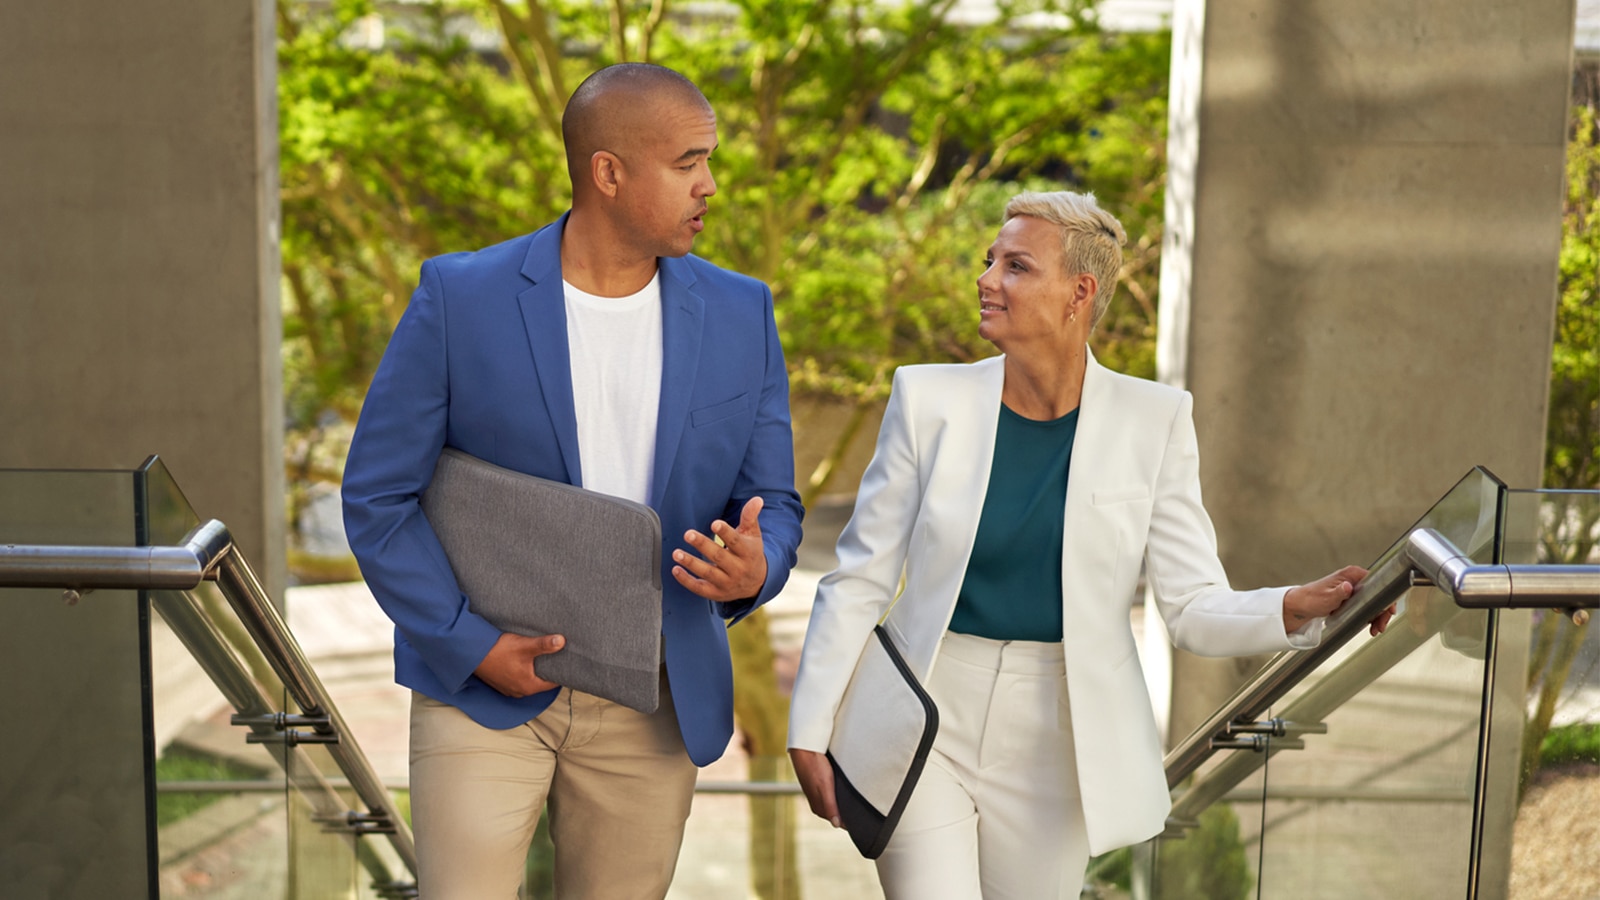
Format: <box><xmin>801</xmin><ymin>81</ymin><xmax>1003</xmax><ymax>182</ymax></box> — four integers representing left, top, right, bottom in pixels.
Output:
<box><xmin>892</xmin><ymin>350</ymin><xmax>1148</xmax><ymax>682</ymax></box>
<box><xmin>1057</xmin><ymin>350</ymin><xmax>1194</xmax><ymax>854</ymax></box>
<box><xmin>1059</xmin><ymin>351</ymin><xmax>1141</xmax><ymax>653</ymax></box>
<box><xmin>887</xmin><ymin>356</ymin><xmax>1006</xmax><ymax>681</ymax></box>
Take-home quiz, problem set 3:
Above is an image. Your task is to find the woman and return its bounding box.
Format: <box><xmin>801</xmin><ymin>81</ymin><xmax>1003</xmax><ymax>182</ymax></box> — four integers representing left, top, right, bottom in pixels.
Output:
<box><xmin>786</xmin><ymin>190</ymin><xmax>1392</xmax><ymax>898</ymax></box>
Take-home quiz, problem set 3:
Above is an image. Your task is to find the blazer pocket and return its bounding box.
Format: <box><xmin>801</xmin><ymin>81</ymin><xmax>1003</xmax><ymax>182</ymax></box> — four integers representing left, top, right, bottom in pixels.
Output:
<box><xmin>1092</xmin><ymin>485</ymin><xmax>1151</xmax><ymax>506</ymax></box>
<box><xmin>689</xmin><ymin>392</ymin><xmax>750</xmax><ymax>428</ymax></box>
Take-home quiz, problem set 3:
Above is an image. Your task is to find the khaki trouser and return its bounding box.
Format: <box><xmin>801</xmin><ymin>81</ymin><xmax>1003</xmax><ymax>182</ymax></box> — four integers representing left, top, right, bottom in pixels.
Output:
<box><xmin>408</xmin><ymin>672</ymin><xmax>698</xmax><ymax>900</ymax></box>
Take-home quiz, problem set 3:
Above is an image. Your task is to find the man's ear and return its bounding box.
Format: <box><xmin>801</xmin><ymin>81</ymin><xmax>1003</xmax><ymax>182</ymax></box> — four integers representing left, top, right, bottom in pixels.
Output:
<box><xmin>591</xmin><ymin>151</ymin><xmax>622</xmax><ymax>199</ymax></box>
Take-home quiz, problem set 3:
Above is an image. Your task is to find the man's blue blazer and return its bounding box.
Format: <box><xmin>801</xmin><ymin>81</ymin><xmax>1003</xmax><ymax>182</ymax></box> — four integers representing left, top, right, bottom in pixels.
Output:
<box><xmin>341</xmin><ymin>213</ymin><xmax>804</xmax><ymax>766</ymax></box>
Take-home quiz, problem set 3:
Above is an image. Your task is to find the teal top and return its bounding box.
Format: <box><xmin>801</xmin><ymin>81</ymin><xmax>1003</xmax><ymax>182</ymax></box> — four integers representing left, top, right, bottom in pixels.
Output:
<box><xmin>948</xmin><ymin>403</ymin><xmax>1078</xmax><ymax>642</ymax></box>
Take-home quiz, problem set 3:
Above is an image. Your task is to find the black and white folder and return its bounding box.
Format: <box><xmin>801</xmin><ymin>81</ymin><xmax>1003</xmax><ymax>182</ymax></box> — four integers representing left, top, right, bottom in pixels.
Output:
<box><xmin>827</xmin><ymin>625</ymin><xmax>940</xmax><ymax>859</ymax></box>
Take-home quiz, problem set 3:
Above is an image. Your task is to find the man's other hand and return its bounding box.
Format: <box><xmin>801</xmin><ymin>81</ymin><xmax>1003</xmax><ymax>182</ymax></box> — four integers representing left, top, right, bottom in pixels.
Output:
<box><xmin>474</xmin><ymin>632</ymin><xmax>565</xmax><ymax>697</ymax></box>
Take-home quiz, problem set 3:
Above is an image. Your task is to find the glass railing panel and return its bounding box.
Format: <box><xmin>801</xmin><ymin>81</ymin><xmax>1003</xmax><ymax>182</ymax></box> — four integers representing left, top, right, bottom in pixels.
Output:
<box><xmin>1154</xmin><ymin>468</ymin><xmax>1508</xmax><ymax>900</ymax></box>
<box><xmin>1367</xmin><ymin>467</ymin><xmax>1505</xmax><ymax>582</ymax></box>
<box><xmin>1247</xmin><ymin>469</ymin><xmax>1504</xmax><ymax>899</ymax></box>
<box><xmin>153</xmin><ymin>752</ymin><xmax>289</xmax><ymax>898</ymax></box>
<box><xmin>2</xmin><ymin>458</ymin><xmax>417</xmax><ymax>896</ymax></box>
<box><xmin>142</xmin><ymin>456</ymin><xmax>411</xmax><ymax>897</ymax></box>
<box><xmin>139</xmin><ymin>458</ymin><xmax>293</xmax><ymax>894</ymax></box>
<box><xmin>1254</xmin><ymin>591</ymin><xmax>1491</xmax><ymax>899</ymax></box>
<box><xmin>0</xmin><ymin>466</ymin><xmax>156</xmax><ymax>897</ymax></box>
<box><xmin>1115</xmin><ymin>837</ymin><xmax>1158</xmax><ymax>899</ymax></box>
<box><xmin>138</xmin><ymin>456</ymin><xmax>202</xmax><ymax>547</ymax></box>
<box><xmin>1503</xmin><ymin>489</ymin><xmax>1600</xmax><ymax>569</ymax></box>
<box><xmin>287</xmin><ymin>737</ymin><xmax>364</xmax><ymax>899</ymax></box>
<box><xmin>1503</xmin><ymin>488</ymin><xmax>1600</xmax><ymax>900</ymax></box>
<box><xmin>1152</xmin><ymin>753</ymin><xmax>1269</xmax><ymax>899</ymax></box>
<box><xmin>361</xmin><ymin>834</ymin><xmax>412</xmax><ymax>900</ymax></box>
<box><xmin>150</xmin><ymin>585</ymin><xmax>293</xmax><ymax>897</ymax></box>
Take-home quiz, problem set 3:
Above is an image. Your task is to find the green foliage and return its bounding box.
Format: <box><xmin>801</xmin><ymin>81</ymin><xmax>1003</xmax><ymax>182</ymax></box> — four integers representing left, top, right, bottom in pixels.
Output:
<box><xmin>277</xmin><ymin>0</ymin><xmax>1169</xmax><ymax>443</ymax></box>
<box><xmin>668</xmin><ymin>3</ymin><xmax>1169</xmax><ymax>393</ymax></box>
<box><xmin>1539</xmin><ymin>721</ymin><xmax>1600</xmax><ymax>768</ymax></box>
<box><xmin>1154</xmin><ymin>805</ymin><xmax>1254</xmax><ymax>900</ymax></box>
<box><xmin>395</xmin><ymin>788</ymin><xmax>556</xmax><ymax>897</ymax></box>
<box><xmin>1521</xmin><ymin>100</ymin><xmax>1600</xmax><ymax>800</ymax></box>
<box><xmin>276</xmin><ymin>0</ymin><xmax>1170</xmax><ymax>570</ymax></box>
<box><xmin>1548</xmin><ymin>103</ymin><xmax>1600</xmax><ymax>491</ymax></box>
<box><xmin>155</xmin><ymin>747</ymin><xmax>266</xmax><ymax>827</ymax></box>
<box><xmin>1085</xmin><ymin>845</ymin><xmax>1134</xmax><ymax>892</ymax></box>
<box><xmin>524</xmin><ymin>810</ymin><xmax>555</xmax><ymax>898</ymax></box>
<box><xmin>279</xmin><ymin>0</ymin><xmax>565</xmax><ymax>437</ymax></box>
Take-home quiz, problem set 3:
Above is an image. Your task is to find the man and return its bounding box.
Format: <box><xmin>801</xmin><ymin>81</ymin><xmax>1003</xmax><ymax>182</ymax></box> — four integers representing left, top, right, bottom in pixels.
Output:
<box><xmin>342</xmin><ymin>63</ymin><xmax>804</xmax><ymax>899</ymax></box>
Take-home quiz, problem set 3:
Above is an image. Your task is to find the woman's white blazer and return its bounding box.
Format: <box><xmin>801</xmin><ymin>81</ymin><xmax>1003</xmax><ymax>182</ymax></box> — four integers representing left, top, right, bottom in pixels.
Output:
<box><xmin>787</xmin><ymin>352</ymin><xmax>1320</xmax><ymax>856</ymax></box>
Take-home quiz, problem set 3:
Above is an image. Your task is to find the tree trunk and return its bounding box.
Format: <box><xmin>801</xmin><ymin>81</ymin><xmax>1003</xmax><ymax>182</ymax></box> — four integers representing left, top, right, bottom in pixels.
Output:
<box><xmin>729</xmin><ymin>607</ymin><xmax>801</xmax><ymax>899</ymax></box>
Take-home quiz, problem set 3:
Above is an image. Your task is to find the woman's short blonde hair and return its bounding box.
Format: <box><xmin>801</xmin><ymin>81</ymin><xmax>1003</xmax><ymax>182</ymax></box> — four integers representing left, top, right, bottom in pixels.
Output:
<box><xmin>1003</xmin><ymin>191</ymin><xmax>1127</xmax><ymax>329</ymax></box>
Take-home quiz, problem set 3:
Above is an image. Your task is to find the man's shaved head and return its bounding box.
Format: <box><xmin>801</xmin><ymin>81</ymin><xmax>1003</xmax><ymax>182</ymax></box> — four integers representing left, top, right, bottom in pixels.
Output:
<box><xmin>562</xmin><ymin>64</ymin><xmax>711</xmax><ymax>193</ymax></box>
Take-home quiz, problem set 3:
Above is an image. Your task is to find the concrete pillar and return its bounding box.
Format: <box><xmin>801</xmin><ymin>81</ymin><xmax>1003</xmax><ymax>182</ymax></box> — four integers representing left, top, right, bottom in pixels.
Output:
<box><xmin>0</xmin><ymin>0</ymin><xmax>284</xmax><ymax>603</ymax></box>
<box><xmin>1155</xmin><ymin>0</ymin><xmax>1572</xmax><ymax>893</ymax></box>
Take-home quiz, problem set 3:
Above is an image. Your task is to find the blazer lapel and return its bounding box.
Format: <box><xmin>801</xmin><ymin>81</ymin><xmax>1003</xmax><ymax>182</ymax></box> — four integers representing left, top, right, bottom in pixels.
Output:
<box><xmin>516</xmin><ymin>214</ymin><xmax>584</xmax><ymax>487</ymax></box>
<box><xmin>895</xmin><ymin>355</ymin><xmax>1005</xmax><ymax>681</ymax></box>
<box><xmin>649</xmin><ymin>256</ymin><xmax>704</xmax><ymax>509</ymax></box>
<box><xmin>1064</xmin><ymin>347</ymin><xmax>1111</xmax><ymax>510</ymax></box>
<box><xmin>949</xmin><ymin>355</ymin><xmax>1006</xmax><ymax>555</ymax></box>
<box><xmin>1060</xmin><ymin>347</ymin><xmax>1118</xmax><ymax>634</ymax></box>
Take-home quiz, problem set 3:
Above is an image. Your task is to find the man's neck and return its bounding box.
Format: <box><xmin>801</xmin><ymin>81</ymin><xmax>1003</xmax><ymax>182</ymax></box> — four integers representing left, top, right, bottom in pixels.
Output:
<box><xmin>560</xmin><ymin>207</ymin><xmax>659</xmax><ymax>297</ymax></box>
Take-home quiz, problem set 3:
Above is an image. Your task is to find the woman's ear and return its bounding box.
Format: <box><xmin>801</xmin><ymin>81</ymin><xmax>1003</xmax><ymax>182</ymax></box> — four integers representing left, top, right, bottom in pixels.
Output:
<box><xmin>1073</xmin><ymin>272</ymin><xmax>1098</xmax><ymax>305</ymax></box>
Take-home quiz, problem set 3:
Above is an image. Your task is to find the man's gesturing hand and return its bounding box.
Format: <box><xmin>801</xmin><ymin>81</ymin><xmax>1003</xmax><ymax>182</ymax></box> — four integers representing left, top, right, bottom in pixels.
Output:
<box><xmin>474</xmin><ymin>632</ymin><xmax>565</xmax><ymax>697</ymax></box>
<box><xmin>671</xmin><ymin>496</ymin><xmax>768</xmax><ymax>602</ymax></box>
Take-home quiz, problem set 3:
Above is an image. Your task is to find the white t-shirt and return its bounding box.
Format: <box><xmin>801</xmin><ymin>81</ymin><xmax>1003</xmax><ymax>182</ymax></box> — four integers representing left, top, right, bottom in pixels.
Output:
<box><xmin>563</xmin><ymin>273</ymin><xmax>664</xmax><ymax>505</ymax></box>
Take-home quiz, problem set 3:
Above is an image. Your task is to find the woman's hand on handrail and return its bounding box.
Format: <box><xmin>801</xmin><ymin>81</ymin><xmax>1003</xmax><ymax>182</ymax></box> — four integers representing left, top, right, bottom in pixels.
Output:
<box><xmin>1284</xmin><ymin>565</ymin><xmax>1395</xmax><ymax>637</ymax></box>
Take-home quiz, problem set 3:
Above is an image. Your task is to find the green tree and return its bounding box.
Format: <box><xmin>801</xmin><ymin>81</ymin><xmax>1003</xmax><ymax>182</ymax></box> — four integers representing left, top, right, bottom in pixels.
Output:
<box><xmin>279</xmin><ymin>0</ymin><xmax>569</xmax><ymax>575</ymax></box>
<box><xmin>278</xmin><ymin>2</ymin><xmax>1170</xmax><ymax>894</ymax></box>
<box><xmin>1154</xmin><ymin>805</ymin><xmax>1254</xmax><ymax>900</ymax></box>
<box><xmin>1546</xmin><ymin>103</ymin><xmax>1600</xmax><ymax>495</ymax></box>
<box><xmin>1520</xmin><ymin>99</ymin><xmax>1600</xmax><ymax>792</ymax></box>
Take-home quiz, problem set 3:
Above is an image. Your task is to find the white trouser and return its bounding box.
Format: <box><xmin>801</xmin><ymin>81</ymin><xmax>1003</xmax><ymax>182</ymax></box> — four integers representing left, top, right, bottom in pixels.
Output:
<box><xmin>876</xmin><ymin>631</ymin><xmax>1090</xmax><ymax>900</ymax></box>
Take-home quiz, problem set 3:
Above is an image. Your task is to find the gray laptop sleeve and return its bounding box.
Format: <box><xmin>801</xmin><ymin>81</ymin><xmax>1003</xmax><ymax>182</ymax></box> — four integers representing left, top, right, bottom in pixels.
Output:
<box><xmin>420</xmin><ymin>448</ymin><xmax>663</xmax><ymax>713</ymax></box>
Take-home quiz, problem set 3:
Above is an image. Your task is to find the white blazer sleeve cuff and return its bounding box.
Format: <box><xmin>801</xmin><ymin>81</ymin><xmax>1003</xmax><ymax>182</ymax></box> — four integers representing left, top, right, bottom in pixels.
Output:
<box><xmin>1285</xmin><ymin>614</ymin><xmax>1326</xmax><ymax>649</ymax></box>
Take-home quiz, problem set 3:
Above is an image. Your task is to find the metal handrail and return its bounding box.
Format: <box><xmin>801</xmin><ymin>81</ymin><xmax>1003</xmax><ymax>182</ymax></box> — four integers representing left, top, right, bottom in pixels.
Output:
<box><xmin>1162</xmin><ymin>545</ymin><xmax>1416</xmax><ymax>789</ymax></box>
<box><xmin>0</xmin><ymin>518</ymin><xmax>230</xmax><ymax>591</ymax></box>
<box><xmin>1161</xmin><ymin>528</ymin><xmax>1600</xmax><ymax>834</ymax></box>
<box><xmin>159</xmin><ymin>777</ymin><xmax>806</xmax><ymax>795</ymax></box>
<box><xmin>0</xmin><ymin>520</ymin><xmax>417</xmax><ymax>892</ymax></box>
<box><xmin>1408</xmin><ymin>527</ymin><xmax>1600</xmax><ymax>608</ymax></box>
<box><xmin>206</xmin><ymin>538</ymin><xmax>417</xmax><ymax>871</ymax></box>
<box><xmin>148</xmin><ymin>586</ymin><xmax>355</xmax><ymax>826</ymax></box>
